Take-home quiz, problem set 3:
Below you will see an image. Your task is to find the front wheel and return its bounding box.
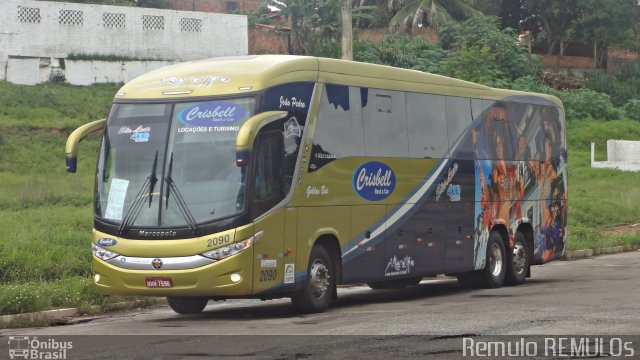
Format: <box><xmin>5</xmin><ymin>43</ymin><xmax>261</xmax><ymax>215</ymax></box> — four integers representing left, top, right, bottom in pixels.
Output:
<box><xmin>457</xmin><ymin>231</ymin><xmax>506</xmax><ymax>288</ymax></box>
<box><xmin>167</xmin><ymin>296</ymin><xmax>209</xmax><ymax>314</ymax></box>
<box><xmin>291</xmin><ymin>245</ymin><xmax>335</xmax><ymax>314</ymax></box>
<box><xmin>481</xmin><ymin>231</ymin><xmax>507</xmax><ymax>288</ymax></box>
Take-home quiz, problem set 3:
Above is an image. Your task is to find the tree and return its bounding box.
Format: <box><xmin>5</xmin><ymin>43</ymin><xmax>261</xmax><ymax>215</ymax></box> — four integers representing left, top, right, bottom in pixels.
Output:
<box><xmin>387</xmin><ymin>0</ymin><xmax>482</xmax><ymax>33</ymax></box>
<box><xmin>521</xmin><ymin>0</ymin><xmax>585</xmax><ymax>56</ymax></box>
<box><xmin>576</xmin><ymin>0</ymin><xmax>638</xmax><ymax>67</ymax></box>
<box><xmin>440</xmin><ymin>16</ymin><xmax>542</xmax><ymax>86</ymax></box>
<box><xmin>341</xmin><ymin>0</ymin><xmax>354</xmax><ymax>59</ymax></box>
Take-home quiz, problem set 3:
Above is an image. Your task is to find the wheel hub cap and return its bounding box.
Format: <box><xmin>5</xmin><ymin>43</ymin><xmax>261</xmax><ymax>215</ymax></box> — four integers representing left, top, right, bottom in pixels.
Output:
<box><xmin>309</xmin><ymin>260</ymin><xmax>330</xmax><ymax>299</ymax></box>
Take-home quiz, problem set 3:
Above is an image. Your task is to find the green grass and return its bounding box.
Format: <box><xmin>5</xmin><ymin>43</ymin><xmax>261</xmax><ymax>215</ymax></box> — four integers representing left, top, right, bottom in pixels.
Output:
<box><xmin>0</xmin><ymin>81</ymin><xmax>140</xmax><ymax>323</ymax></box>
<box><xmin>565</xmin><ymin>119</ymin><xmax>640</xmax><ymax>250</ymax></box>
<box><xmin>0</xmin><ymin>81</ymin><xmax>639</xmax><ymax>323</ymax></box>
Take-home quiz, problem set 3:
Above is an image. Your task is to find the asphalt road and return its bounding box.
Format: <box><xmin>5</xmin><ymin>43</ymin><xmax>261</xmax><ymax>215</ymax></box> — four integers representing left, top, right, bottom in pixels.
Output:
<box><xmin>2</xmin><ymin>251</ymin><xmax>639</xmax><ymax>359</ymax></box>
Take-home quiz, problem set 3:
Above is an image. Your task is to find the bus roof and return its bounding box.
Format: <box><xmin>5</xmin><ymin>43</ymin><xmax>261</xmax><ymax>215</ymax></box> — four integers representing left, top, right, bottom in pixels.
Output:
<box><xmin>115</xmin><ymin>55</ymin><xmax>562</xmax><ymax>107</ymax></box>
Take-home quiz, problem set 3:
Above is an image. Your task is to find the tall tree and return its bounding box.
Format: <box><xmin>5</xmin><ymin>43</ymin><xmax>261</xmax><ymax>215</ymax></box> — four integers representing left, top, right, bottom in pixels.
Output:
<box><xmin>521</xmin><ymin>0</ymin><xmax>585</xmax><ymax>56</ymax></box>
<box><xmin>576</xmin><ymin>0</ymin><xmax>638</xmax><ymax>67</ymax></box>
<box><xmin>387</xmin><ymin>0</ymin><xmax>482</xmax><ymax>33</ymax></box>
<box><xmin>341</xmin><ymin>0</ymin><xmax>354</xmax><ymax>59</ymax></box>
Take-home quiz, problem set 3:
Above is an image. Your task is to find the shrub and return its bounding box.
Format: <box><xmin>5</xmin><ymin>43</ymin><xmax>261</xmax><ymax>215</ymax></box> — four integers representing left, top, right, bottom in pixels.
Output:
<box><xmin>439</xmin><ymin>16</ymin><xmax>542</xmax><ymax>83</ymax></box>
<box><xmin>622</xmin><ymin>99</ymin><xmax>640</xmax><ymax>121</ymax></box>
<box><xmin>557</xmin><ymin>88</ymin><xmax>621</xmax><ymax>122</ymax></box>
<box><xmin>585</xmin><ymin>64</ymin><xmax>640</xmax><ymax>107</ymax></box>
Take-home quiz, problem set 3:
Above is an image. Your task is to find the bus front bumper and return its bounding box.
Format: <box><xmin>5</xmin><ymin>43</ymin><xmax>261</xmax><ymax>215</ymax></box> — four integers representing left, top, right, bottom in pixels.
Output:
<box><xmin>92</xmin><ymin>249</ymin><xmax>253</xmax><ymax>297</ymax></box>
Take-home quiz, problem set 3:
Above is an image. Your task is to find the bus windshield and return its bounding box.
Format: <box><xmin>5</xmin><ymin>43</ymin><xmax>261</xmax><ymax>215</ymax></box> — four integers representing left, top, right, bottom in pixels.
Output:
<box><xmin>95</xmin><ymin>98</ymin><xmax>256</xmax><ymax>230</ymax></box>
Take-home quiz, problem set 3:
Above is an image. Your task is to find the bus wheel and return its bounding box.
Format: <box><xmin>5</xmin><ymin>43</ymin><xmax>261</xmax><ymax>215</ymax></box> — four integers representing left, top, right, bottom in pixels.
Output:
<box><xmin>480</xmin><ymin>231</ymin><xmax>507</xmax><ymax>288</ymax></box>
<box><xmin>167</xmin><ymin>296</ymin><xmax>209</xmax><ymax>314</ymax></box>
<box><xmin>291</xmin><ymin>245</ymin><xmax>335</xmax><ymax>314</ymax></box>
<box><xmin>505</xmin><ymin>231</ymin><xmax>529</xmax><ymax>286</ymax></box>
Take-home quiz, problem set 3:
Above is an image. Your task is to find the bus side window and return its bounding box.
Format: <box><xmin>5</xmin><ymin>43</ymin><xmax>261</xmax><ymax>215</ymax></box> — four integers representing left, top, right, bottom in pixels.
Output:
<box><xmin>406</xmin><ymin>93</ymin><xmax>448</xmax><ymax>159</ymax></box>
<box><xmin>252</xmin><ymin>130</ymin><xmax>285</xmax><ymax>218</ymax></box>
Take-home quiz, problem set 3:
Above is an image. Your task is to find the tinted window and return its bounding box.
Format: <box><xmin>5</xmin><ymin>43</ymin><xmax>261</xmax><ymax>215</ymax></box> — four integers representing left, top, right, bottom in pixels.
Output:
<box><xmin>446</xmin><ymin>97</ymin><xmax>472</xmax><ymax>158</ymax></box>
<box><xmin>310</xmin><ymin>85</ymin><xmax>365</xmax><ymax>172</ymax></box>
<box><xmin>406</xmin><ymin>93</ymin><xmax>448</xmax><ymax>158</ymax></box>
<box><xmin>362</xmin><ymin>89</ymin><xmax>409</xmax><ymax>157</ymax></box>
<box><xmin>473</xmin><ymin>100</ymin><xmax>515</xmax><ymax>160</ymax></box>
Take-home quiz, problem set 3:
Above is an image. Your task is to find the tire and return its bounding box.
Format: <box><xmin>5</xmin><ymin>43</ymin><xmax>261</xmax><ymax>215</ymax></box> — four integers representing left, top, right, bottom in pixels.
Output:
<box><xmin>167</xmin><ymin>296</ymin><xmax>209</xmax><ymax>314</ymax></box>
<box><xmin>505</xmin><ymin>231</ymin><xmax>529</xmax><ymax>286</ymax></box>
<box><xmin>367</xmin><ymin>277</ymin><xmax>422</xmax><ymax>290</ymax></box>
<box><xmin>457</xmin><ymin>231</ymin><xmax>506</xmax><ymax>288</ymax></box>
<box><xmin>479</xmin><ymin>231</ymin><xmax>507</xmax><ymax>288</ymax></box>
<box><xmin>291</xmin><ymin>245</ymin><xmax>335</xmax><ymax>314</ymax></box>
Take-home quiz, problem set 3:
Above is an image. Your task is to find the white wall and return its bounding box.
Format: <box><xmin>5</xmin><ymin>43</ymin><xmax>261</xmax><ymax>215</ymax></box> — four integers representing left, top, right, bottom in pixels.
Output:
<box><xmin>0</xmin><ymin>0</ymin><xmax>248</xmax><ymax>83</ymax></box>
<box><xmin>65</xmin><ymin>60</ymin><xmax>174</xmax><ymax>85</ymax></box>
<box><xmin>591</xmin><ymin>141</ymin><xmax>640</xmax><ymax>172</ymax></box>
<box><xmin>607</xmin><ymin>140</ymin><xmax>640</xmax><ymax>162</ymax></box>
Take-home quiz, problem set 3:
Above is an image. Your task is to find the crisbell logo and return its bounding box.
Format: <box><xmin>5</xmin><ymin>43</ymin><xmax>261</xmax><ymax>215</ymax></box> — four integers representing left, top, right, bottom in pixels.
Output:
<box><xmin>352</xmin><ymin>161</ymin><xmax>396</xmax><ymax>201</ymax></box>
<box><xmin>8</xmin><ymin>336</ymin><xmax>73</xmax><ymax>359</ymax></box>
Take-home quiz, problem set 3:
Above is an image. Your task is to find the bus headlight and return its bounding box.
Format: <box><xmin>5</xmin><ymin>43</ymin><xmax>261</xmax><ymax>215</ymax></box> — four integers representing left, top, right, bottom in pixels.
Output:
<box><xmin>92</xmin><ymin>244</ymin><xmax>120</xmax><ymax>261</ymax></box>
<box><xmin>201</xmin><ymin>231</ymin><xmax>263</xmax><ymax>260</ymax></box>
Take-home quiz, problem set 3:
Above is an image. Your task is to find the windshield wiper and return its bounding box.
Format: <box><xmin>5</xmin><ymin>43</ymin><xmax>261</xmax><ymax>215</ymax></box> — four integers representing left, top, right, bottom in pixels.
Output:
<box><xmin>116</xmin><ymin>151</ymin><xmax>158</xmax><ymax>235</ymax></box>
<box><xmin>164</xmin><ymin>152</ymin><xmax>199</xmax><ymax>235</ymax></box>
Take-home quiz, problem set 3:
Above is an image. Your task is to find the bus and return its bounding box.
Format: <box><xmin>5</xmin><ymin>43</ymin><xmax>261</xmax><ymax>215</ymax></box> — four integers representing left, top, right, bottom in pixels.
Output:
<box><xmin>65</xmin><ymin>55</ymin><xmax>568</xmax><ymax>314</ymax></box>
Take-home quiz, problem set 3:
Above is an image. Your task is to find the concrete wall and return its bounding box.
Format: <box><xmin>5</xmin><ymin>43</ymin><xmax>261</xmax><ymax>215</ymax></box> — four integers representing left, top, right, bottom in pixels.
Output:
<box><xmin>607</xmin><ymin>140</ymin><xmax>640</xmax><ymax>162</ymax></box>
<box><xmin>541</xmin><ymin>55</ymin><xmax>596</xmax><ymax>70</ymax></box>
<box><xmin>0</xmin><ymin>0</ymin><xmax>247</xmax><ymax>83</ymax></box>
<box><xmin>591</xmin><ymin>141</ymin><xmax>640</xmax><ymax>172</ymax></box>
<box><xmin>5</xmin><ymin>57</ymin><xmax>175</xmax><ymax>86</ymax></box>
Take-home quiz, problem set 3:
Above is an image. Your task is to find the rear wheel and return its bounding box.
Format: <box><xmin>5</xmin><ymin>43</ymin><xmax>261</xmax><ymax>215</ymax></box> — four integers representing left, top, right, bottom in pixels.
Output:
<box><xmin>291</xmin><ymin>245</ymin><xmax>335</xmax><ymax>314</ymax></box>
<box><xmin>505</xmin><ymin>231</ymin><xmax>529</xmax><ymax>285</ymax></box>
<box><xmin>167</xmin><ymin>296</ymin><xmax>209</xmax><ymax>314</ymax></box>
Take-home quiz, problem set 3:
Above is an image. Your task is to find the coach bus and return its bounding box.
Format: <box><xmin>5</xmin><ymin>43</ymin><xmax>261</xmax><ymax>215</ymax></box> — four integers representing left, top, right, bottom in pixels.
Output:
<box><xmin>65</xmin><ymin>55</ymin><xmax>567</xmax><ymax>314</ymax></box>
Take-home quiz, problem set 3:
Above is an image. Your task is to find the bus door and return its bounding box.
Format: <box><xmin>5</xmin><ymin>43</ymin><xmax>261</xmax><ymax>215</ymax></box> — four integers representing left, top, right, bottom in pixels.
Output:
<box><xmin>251</xmin><ymin>130</ymin><xmax>287</xmax><ymax>294</ymax></box>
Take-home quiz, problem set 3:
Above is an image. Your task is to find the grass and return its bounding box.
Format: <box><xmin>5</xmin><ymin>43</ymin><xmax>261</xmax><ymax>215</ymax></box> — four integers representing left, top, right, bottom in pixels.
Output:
<box><xmin>0</xmin><ymin>81</ymin><xmax>639</xmax><ymax>324</ymax></box>
<box><xmin>565</xmin><ymin>119</ymin><xmax>640</xmax><ymax>250</ymax></box>
<box><xmin>0</xmin><ymin>81</ymin><xmax>141</xmax><ymax>324</ymax></box>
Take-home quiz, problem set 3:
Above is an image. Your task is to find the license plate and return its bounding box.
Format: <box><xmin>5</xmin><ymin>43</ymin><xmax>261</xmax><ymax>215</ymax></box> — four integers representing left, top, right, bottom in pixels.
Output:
<box><xmin>145</xmin><ymin>277</ymin><xmax>173</xmax><ymax>288</ymax></box>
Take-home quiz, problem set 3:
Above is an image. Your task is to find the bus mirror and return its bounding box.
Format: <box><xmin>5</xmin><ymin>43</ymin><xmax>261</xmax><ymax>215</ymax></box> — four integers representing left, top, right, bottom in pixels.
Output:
<box><xmin>65</xmin><ymin>118</ymin><xmax>106</xmax><ymax>173</ymax></box>
<box><xmin>235</xmin><ymin>111</ymin><xmax>288</xmax><ymax>165</ymax></box>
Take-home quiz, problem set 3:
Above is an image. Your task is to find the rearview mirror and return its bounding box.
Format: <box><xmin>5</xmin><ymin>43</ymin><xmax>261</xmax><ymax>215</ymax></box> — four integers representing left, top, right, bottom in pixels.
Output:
<box><xmin>65</xmin><ymin>118</ymin><xmax>106</xmax><ymax>173</ymax></box>
<box><xmin>235</xmin><ymin>111</ymin><xmax>288</xmax><ymax>167</ymax></box>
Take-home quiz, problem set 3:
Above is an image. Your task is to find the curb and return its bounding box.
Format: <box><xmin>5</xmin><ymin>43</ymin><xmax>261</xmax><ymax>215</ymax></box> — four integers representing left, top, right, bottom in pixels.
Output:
<box><xmin>564</xmin><ymin>244</ymin><xmax>639</xmax><ymax>260</ymax></box>
<box><xmin>1</xmin><ymin>299</ymin><xmax>167</xmax><ymax>327</ymax></box>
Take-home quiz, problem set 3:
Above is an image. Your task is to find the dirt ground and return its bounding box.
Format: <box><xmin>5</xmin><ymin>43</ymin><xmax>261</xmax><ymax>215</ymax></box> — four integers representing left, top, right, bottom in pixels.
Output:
<box><xmin>600</xmin><ymin>223</ymin><xmax>640</xmax><ymax>236</ymax></box>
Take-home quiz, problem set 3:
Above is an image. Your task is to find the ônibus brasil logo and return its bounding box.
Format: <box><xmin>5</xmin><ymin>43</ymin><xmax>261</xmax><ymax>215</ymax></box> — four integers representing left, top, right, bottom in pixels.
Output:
<box><xmin>352</xmin><ymin>161</ymin><xmax>396</xmax><ymax>201</ymax></box>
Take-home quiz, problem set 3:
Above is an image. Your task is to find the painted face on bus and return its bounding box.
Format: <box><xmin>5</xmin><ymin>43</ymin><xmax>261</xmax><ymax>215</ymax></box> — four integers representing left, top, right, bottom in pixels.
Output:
<box><xmin>494</xmin><ymin>132</ymin><xmax>505</xmax><ymax>160</ymax></box>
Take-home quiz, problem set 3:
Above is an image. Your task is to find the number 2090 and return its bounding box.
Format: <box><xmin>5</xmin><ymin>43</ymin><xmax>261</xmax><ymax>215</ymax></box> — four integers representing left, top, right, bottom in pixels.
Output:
<box><xmin>207</xmin><ymin>234</ymin><xmax>230</xmax><ymax>247</ymax></box>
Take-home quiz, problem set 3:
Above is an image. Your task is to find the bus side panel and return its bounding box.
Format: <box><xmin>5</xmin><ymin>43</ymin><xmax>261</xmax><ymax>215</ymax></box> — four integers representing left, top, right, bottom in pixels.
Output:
<box><xmin>403</xmin><ymin>202</ymin><xmax>446</xmax><ymax>276</ymax></box>
<box><xmin>252</xmin><ymin>208</ymin><xmax>284</xmax><ymax>295</ymax></box>
<box><xmin>342</xmin><ymin>205</ymin><xmax>386</xmax><ymax>283</ymax></box>
<box><xmin>444</xmin><ymin>201</ymin><xmax>475</xmax><ymax>273</ymax></box>
<box><xmin>384</xmin><ymin>203</ymin><xmax>416</xmax><ymax>279</ymax></box>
